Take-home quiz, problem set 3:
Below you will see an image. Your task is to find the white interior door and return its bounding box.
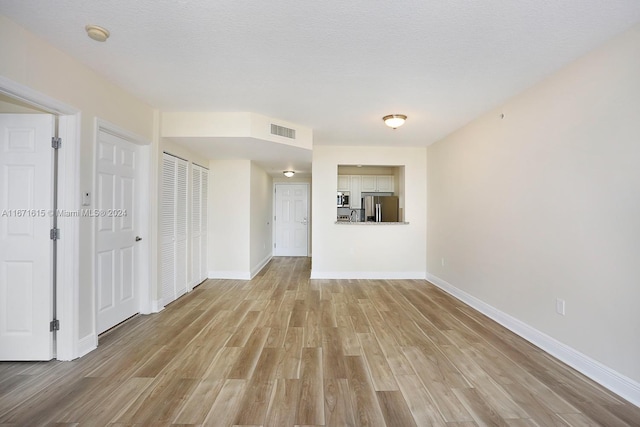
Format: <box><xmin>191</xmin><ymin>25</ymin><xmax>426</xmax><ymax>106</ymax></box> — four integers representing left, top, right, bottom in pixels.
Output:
<box><xmin>0</xmin><ymin>114</ymin><xmax>54</xmax><ymax>360</ymax></box>
<box><xmin>274</xmin><ymin>184</ymin><xmax>309</xmax><ymax>256</ymax></box>
<box><xmin>96</xmin><ymin>130</ymin><xmax>140</xmax><ymax>334</ymax></box>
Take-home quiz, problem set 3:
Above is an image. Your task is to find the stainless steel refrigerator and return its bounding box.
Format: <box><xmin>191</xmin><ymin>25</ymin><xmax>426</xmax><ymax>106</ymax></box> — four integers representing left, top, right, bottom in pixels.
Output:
<box><xmin>364</xmin><ymin>195</ymin><xmax>398</xmax><ymax>222</ymax></box>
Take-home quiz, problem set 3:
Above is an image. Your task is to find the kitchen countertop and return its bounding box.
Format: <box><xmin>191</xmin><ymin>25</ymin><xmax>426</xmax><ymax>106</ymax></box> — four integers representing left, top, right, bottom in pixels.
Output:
<box><xmin>335</xmin><ymin>221</ymin><xmax>409</xmax><ymax>225</ymax></box>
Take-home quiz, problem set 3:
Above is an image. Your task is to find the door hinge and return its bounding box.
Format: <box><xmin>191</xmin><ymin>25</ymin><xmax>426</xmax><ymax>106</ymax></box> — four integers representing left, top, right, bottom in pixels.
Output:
<box><xmin>50</xmin><ymin>319</ymin><xmax>60</xmax><ymax>332</ymax></box>
<box><xmin>274</xmin><ymin>243</ymin><xmax>276</xmax><ymax>248</ymax></box>
<box><xmin>50</xmin><ymin>228</ymin><xmax>61</xmax><ymax>240</ymax></box>
<box><xmin>51</xmin><ymin>137</ymin><xmax>62</xmax><ymax>149</ymax></box>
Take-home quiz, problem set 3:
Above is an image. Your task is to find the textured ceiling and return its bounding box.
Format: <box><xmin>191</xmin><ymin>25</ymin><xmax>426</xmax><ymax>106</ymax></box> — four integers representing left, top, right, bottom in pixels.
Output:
<box><xmin>1</xmin><ymin>1</ymin><xmax>640</xmax><ymax>173</ymax></box>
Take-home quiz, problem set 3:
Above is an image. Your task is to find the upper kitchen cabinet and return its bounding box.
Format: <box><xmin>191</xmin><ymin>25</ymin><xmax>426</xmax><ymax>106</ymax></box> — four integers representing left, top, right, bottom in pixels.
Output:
<box><xmin>350</xmin><ymin>175</ymin><xmax>362</xmax><ymax>209</ymax></box>
<box><xmin>361</xmin><ymin>175</ymin><xmax>394</xmax><ymax>193</ymax></box>
<box><xmin>337</xmin><ymin>175</ymin><xmax>350</xmax><ymax>191</ymax></box>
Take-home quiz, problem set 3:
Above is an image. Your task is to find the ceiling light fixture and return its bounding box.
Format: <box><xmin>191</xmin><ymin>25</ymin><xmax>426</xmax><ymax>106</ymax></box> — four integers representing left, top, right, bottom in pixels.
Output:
<box><xmin>85</xmin><ymin>25</ymin><xmax>110</xmax><ymax>42</ymax></box>
<box><xmin>383</xmin><ymin>114</ymin><xmax>407</xmax><ymax>129</ymax></box>
<box><xmin>283</xmin><ymin>171</ymin><xmax>295</xmax><ymax>178</ymax></box>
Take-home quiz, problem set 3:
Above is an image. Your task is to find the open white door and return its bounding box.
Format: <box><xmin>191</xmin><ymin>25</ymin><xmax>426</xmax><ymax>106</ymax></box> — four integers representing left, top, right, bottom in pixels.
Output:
<box><xmin>274</xmin><ymin>184</ymin><xmax>309</xmax><ymax>256</ymax></box>
<box><xmin>96</xmin><ymin>130</ymin><xmax>141</xmax><ymax>334</ymax></box>
<box><xmin>0</xmin><ymin>114</ymin><xmax>54</xmax><ymax>360</ymax></box>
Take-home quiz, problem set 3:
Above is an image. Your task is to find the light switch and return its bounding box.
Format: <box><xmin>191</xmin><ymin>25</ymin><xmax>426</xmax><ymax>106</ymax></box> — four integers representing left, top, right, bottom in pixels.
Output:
<box><xmin>82</xmin><ymin>192</ymin><xmax>91</xmax><ymax>206</ymax></box>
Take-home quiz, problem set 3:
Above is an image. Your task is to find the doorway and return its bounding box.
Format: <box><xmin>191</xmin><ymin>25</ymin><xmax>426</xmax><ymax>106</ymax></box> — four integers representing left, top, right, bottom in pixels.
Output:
<box><xmin>0</xmin><ymin>81</ymin><xmax>79</xmax><ymax>361</ymax></box>
<box><xmin>0</xmin><ymin>114</ymin><xmax>55</xmax><ymax>360</ymax></box>
<box><xmin>274</xmin><ymin>183</ymin><xmax>309</xmax><ymax>256</ymax></box>
<box><xmin>95</xmin><ymin>128</ymin><xmax>145</xmax><ymax>334</ymax></box>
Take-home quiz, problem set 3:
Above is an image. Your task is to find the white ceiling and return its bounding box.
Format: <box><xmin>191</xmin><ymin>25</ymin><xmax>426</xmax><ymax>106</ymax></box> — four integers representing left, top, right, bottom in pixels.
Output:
<box><xmin>2</xmin><ymin>1</ymin><xmax>639</xmax><ymax>175</ymax></box>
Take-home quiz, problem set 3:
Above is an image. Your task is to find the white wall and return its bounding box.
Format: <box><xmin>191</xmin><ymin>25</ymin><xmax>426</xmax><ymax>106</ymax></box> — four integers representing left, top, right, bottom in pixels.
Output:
<box><xmin>427</xmin><ymin>24</ymin><xmax>640</xmax><ymax>396</ymax></box>
<box><xmin>250</xmin><ymin>162</ymin><xmax>273</xmax><ymax>276</ymax></box>
<box><xmin>207</xmin><ymin>159</ymin><xmax>275</xmax><ymax>279</ymax></box>
<box><xmin>0</xmin><ymin>16</ymin><xmax>155</xmax><ymax>351</ymax></box>
<box><xmin>208</xmin><ymin>159</ymin><xmax>251</xmax><ymax>278</ymax></box>
<box><xmin>311</xmin><ymin>145</ymin><xmax>427</xmax><ymax>278</ymax></box>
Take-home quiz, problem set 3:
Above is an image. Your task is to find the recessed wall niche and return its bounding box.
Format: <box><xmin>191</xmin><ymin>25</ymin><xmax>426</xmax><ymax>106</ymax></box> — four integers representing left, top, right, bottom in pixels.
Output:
<box><xmin>337</xmin><ymin>165</ymin><xmax>406</xmax><ymax>222</ymax></box>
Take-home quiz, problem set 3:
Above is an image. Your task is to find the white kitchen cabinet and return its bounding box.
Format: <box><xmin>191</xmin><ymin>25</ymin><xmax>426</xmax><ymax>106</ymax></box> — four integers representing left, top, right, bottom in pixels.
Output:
<box><xmin>361</xmin><ymin>175</ymin><xmax>377</xmax><ymax>192</ymax></box>
<box><xmin>337</xmin><ymin>175</ymin><xmax>350</xmax><ymax>191</ymax></box>
<box><xmin>349</xmin><ymin>175</ymin><xmax>361</xmax><ymax>208</ymax></box>
<box><xmin>361</xmin><ymin>175</ymin><xmax>394</xmax><ymax>193</ymax></box>
<box><xmin>376</xmin><ymin>175</ymin><xmax>394</xmax><ymax>192</ymax></box>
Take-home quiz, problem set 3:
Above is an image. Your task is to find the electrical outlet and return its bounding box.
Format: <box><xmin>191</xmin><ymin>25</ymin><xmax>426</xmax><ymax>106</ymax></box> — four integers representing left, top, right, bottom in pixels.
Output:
<box><xmin>441</xmin><ymin>257</ymin><xmax>445</xmax><ymax>267</ymax></box>
<box><xmin>556</xmin><ymin>298</ymin><xmax>566</xmax><ymax>316</ymax></box>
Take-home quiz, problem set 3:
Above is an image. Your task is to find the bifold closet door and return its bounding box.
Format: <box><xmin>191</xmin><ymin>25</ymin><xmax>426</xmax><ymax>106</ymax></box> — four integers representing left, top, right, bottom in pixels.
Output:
<box><xmin>191</xmin><ymin>164</ymin><xmax>208</xmax><ymax>286</ymax></box>
<box><xmin>160</xmin><ymin>153</ymin><xmax>188</xmax><ymax>307</ymax></box>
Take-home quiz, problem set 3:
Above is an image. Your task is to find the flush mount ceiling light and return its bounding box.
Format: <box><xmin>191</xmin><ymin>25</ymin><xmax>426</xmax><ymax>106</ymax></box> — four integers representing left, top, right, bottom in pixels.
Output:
<box><xmin>383</xmin><ymin>114</ymin><xmax>407</xmax><ymax>129</ymax></box>
<box><xmin>85</xmin><ymin>25</ymin><xmax>110</xmax><ymax>42</ymax></box>
<box><xmin>283</xmin><ymin>171</ymin><xmax>295</xmax><ymax>178</ymax></box>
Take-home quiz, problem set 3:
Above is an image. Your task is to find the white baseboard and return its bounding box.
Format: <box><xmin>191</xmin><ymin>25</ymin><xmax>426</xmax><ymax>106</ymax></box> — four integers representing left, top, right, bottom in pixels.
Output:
<box><xmin>426</xmin><ymin>272</ymin><xmax>640</xmax><ymax>408</ymax></box>
<box><xmin>251</xmin><ymin>255</ymin><xmax>272</xmax><ymax>279</ymax></box>
<box><xmin>209</xmin><ymin>270</ymin><xmax>251</xmax><ymax>280</ymax></box>
<box><xmin>310</xmin><ymin>270</ymin><xmax>426</xmax><ymax>280</ymax></box>
<box><xmin>76</xmin><ymin>333</ymin><xmax>97</xmax><ymax>359</ymax></box>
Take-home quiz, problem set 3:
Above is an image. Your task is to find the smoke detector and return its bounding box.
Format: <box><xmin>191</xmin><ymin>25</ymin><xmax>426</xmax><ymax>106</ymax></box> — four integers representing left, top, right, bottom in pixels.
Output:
<box><xmin>85</xmin><ymin>25</ymin><xmax>110</xmax><ymax>42</ymax></box>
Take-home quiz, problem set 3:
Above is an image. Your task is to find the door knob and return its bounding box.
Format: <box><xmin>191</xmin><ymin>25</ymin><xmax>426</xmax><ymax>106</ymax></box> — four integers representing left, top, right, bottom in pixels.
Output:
<box><xmin>135</xmin><ymin>236</ymin><xmax>142</xmax><ymax>242</ymax></box>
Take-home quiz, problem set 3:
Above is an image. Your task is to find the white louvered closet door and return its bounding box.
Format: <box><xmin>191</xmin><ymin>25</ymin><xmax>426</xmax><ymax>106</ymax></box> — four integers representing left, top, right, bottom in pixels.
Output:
<box><xmin>200</xmin><ymin>168</ymin><xmax>208</xmax><ymax>282</ymax></box>
<box><xmin>175</xmin><ymin>159</ymin><xmax>188</xmax><ymax>300</ymax></box>
<box><xmin>191</xmin><ymin>164</ymin><xmax>208</xmax><ymax>286</ymax></box>
<box><xmin>191</xmin><ymin>166</ymin><xmax>201</xmax><ymax>288</ymax></box>
<box><xmin>160</xmin><ymin>155</ymin><xmax>175</xmax><ymax>307</ymax></box>
<box><xmin>160</xmin><ymin>153</ymin><xmax>189</xmax><ymax>307</ymax></box>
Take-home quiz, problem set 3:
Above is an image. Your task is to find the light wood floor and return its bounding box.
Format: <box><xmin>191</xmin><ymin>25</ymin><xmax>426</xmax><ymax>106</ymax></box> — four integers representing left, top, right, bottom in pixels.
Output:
<box><xmin>1</xmin><ymin>257</ymin><xmax>638</xmax><ymax>426</ymax></box>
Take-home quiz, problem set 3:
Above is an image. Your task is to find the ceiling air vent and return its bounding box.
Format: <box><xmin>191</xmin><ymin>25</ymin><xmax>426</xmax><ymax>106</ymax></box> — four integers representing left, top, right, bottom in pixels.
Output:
<box><xmin>271</xmin><ymin>123</ymin><xmax>296</xmax><ymax>139</ymax></box>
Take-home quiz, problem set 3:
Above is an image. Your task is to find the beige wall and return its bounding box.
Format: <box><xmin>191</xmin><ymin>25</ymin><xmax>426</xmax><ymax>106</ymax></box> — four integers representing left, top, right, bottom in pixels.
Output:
<box><xmin>208</xmin><ymin>159</ymin><xmax>251</xmax><ymax>277</ymax></box>
<box><xmin>250</xmin><ymin>162</ymin><xmax>273</xmax><ymax>275</ymax></box>
<box><xmin>207</xmin><ymin>159</ymin><xmax>275</xmax><ymax>279</ymax></box>
<box><xmin>311</xmin><ymin>145</ymin><xmax>427</xmax><ymax>278</ymax></box>
<box><xmin>427</xmin><ymin>25</ymin><xmax>640</xmax><ymax>384</ymax></box>
<box><xmin>0</xmin><ymin>16</ymin><xmax>155</xmax><ymax>344</ymax></box>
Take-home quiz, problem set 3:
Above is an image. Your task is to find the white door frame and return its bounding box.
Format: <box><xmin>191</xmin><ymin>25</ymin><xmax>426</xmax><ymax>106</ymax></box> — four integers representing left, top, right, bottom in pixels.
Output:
<box><xmin>0</xmin><ymin>76</ymin><xmax>80</xmax><ymax>360</ymax></box>
<box><xmin>94</xmin><ymin>119</ymin><xmax>152</xmax><ymax>333</ymax></box>
<box><xmin>273</xmin><ymin>182</ymin><xmax>311</xmax><ymax>257</ymax></box>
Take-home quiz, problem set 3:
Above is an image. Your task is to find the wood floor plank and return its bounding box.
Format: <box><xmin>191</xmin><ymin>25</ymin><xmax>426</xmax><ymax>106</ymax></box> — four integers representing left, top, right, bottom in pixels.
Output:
<box><xmin>377</xmin><ymin>390</ymin><xmax>419</xmax><ymax>427</ymax></box>
<box><xmin>453</xmin><ymin>387</ymin><xmax>511</xmax><ymax>427</ymax></box>
<box><xmin>234</xmin><ymin>380</ymin><xmax>275</xmax><ymax>425</ymax></box>
<box><xmin>76</xmin><ymin>378</ymin><xmax>153</xmax><ymax>426</ymax></box>
<box><xmin>265</xmin><ymin>378</ymin><xmax>301</xmax><ymax>427</ymax></box>
<box><xmin>402</xmin><ymin>346</ymin><xmax>474</xmax><ymax>423</ymax></box>
<box><xmin>115</xmin><ymin>376</ymin><xmax>196</xmax><ymax>424</ymax></box>
<box><xmin>276</xmin><ymin>326</ymin><xmax>303</xmax><ymax>379</ymax></box>
<box><xmin>323</xmin><ymin>378</ymin><xmax>357</xmax><ymax>427</ymax></box>
<box><xmin>203</xmin><ymin>347</ymin><xmax>243</xmax><ymax>379</ymax></box>
<box><xmin>1</xmin><ymin>258</ymin><xmax>639</xmax><ymax>426</ymax></box>
<box><xmin>202</xmin><ymin>378</ymin><xmax>246</xmax><ymax>426</ymax></box>
<box><xmin>344</xmin><ymin>355</ymin><xmax>387</xmax><ymax>427</ymax></box>
<box><xmin>395</xmin><ymin>374</ymin><xmax>448</xmax><ymax>426</ymax></box>
<box><xmin>357</xmin><ymin>333</ymin><xmax>399</xmax><ymax>391</ymax></box>
<box><xmin>321</xmin><ymin>327</ymin><xmax>347</xmax><ymax>379</ymax></box>
<box><xmin>226</xmin><ymin>328</ymin><xmax>271</xmax><ymax>379</ymax></box>
<box><xmin>295</xmin><ymin>347</ymin><xmax>324</xmax><ymax>426</ymax></box>
<box><xmin>172</xmin><ymin>378</ymin><xmax>224</xmax><ymax>424</ymax></box>
<box><xmin>440</xmin><ymin>344</ymin><xmax>530</xmax><ymax>419</ymax></box>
